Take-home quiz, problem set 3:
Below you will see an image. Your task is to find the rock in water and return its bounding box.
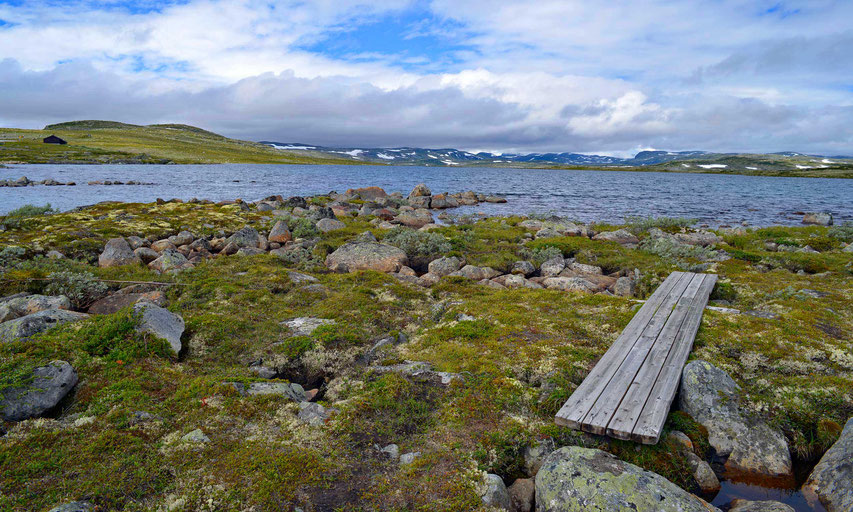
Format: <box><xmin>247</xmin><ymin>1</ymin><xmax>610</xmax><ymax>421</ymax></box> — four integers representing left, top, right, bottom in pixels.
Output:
<box><xmin>679</xmin><ymin>361</ymin><xmax>793</xmax><ymax>481</ymax></box>
<box><xmin>325</xmin><ymin>242</ymin><xmax>408</xmax><ymax>273</ymax></box>
<box><xmin>0</xmin><ymin>309</ymin><xmax>89</xmax><ymax>342</ymax></box>
<box><xmin>133</xmin><ymin>301</ymin><xmax>184</xmax><ymax>355</ymax></box>
<box><xmin>98</xmin><ymin>237</ymin><xmax>141</xmax><ymax>267</ymax></box>
<box><xmin>802</xmin><ymin>212</ymin><xmax>833</xmax><ymax>226</ymax></box>
<box><xmin>408</xmin><ymin>183</ymin><xmax>431</xmax><ymax>198</ymax></box>
<box><xmin>481</xmin><ymin>473</ymin><xmax>511</xmax><ymax>510</ymax></box>
<box><xmin>803</xmin><ymin>416</ymin><xmax>853</xmax><ymax>512</ymax></box>
<box><xmin>535</xmin><ymin>446</ymin><xmax>719</xmax><ymax>512</ymax></box>
<box><xmin>1</xmin><ymin>360</ymin><xmax>78</xmax><ymax>421</ymax></box>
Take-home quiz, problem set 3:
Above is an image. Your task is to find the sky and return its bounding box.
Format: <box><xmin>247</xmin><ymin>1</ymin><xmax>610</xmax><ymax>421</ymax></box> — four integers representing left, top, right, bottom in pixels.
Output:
<box><xmin>1</xmin><ymin>0</ymin><xmax>852</xmax><ymax>156</ymax></box>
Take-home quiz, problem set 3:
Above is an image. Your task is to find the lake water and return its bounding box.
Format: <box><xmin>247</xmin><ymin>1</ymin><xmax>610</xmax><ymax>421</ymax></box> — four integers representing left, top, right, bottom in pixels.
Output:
<box><xmin>2</xmin><ymin>164</ymin><xmax>852</xmax><ymax>225</ymax></box>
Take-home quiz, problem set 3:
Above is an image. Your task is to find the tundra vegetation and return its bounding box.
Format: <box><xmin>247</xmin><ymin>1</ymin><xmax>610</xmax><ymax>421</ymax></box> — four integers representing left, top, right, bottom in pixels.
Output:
<box><xmin>0</xmin><ymin>193</ymin><xmax>850</xmax><ymax>512</ymax></box>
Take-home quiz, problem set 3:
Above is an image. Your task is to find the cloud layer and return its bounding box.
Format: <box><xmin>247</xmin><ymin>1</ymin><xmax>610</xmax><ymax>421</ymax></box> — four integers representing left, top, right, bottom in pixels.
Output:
<box><xmin>1</xmin><ymin>0</ymin><xmax>851</xmax><ymax>154</ymax></box>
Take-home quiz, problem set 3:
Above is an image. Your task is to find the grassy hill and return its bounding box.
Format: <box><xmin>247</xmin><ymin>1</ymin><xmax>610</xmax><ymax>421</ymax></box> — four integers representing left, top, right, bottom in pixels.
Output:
<box><xmin>0</xmin><ymin>121</ymin><xmax>356</xmax><ymax>165</ymax></box>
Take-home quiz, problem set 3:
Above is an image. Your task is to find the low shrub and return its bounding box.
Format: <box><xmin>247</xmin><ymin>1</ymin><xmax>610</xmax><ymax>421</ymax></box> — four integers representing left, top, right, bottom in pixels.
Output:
<box><xmin>383</xmin><ymin>226</ymin><xmax>451</xmax><ymax>270</ymax></box>
<box><xmin>44</xmin><ymin>270</ymin><xmax>109</xmax><ymax>309</ymax></box>
<box><xmin>827</xmin><ymin>222</ymin><xmax>853</xmax><ymax>243</ymax></box>
<box><xmin>638</xmin><ymin>236</ymin><xmax>719</xmax><ymax>262</ymax></box>
<box><xmin>625</xmin><ymin>216</ymin><xmax>696</xmax><ymax>234</ymax></box>
<box><xmin>518</xmin><ymin>245</ymin><xmax>563</xmax><ymax>265</ymax></box>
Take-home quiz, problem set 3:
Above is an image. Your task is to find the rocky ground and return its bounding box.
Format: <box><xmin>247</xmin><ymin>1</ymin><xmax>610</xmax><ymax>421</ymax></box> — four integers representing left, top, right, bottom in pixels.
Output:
<box><xmin>0</xmin><ymin>185</ymin><xmax>851</xmax><ymax>512</ymax></box>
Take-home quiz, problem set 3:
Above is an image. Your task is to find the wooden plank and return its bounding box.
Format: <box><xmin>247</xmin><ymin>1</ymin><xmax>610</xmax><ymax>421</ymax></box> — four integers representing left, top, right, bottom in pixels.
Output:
<box><xmin>631</xmin><ymin>274</ymin><xmax>717</xmax><ymax>443</ymax></box>
<box><xmin>604</xmin><ymin>273</ymin><xmax>706</xmax><ymax>440</ymax></box>
<box><xmin>579</xmin><ymin>273</ymin><xmax>698</xmax><ymax>434</ymax></box>
<box><xmin>555</xmin><ymin>272</ymin><xmax>686</xmax><ymax>427</ymax></box>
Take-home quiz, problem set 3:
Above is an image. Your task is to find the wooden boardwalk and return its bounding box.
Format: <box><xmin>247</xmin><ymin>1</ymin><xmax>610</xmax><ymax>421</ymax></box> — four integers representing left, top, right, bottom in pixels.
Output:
<box><xmin>555</xmin><ymin>271</ymin><xmax>717</xmax><ymax>444</ymax></box>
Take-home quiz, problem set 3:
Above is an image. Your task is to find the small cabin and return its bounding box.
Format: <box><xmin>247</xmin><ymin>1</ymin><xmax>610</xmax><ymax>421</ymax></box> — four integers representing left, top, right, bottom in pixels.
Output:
<box><xmin>43</xmin><ymin>135</ymin><xmax>67</xmax><ymax>145</ymax></box>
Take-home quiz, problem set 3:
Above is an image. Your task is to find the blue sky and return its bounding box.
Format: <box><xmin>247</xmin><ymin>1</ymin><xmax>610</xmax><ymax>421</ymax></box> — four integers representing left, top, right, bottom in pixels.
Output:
<box><xmin>0</xmin><ymin>0</ymin><xmax>852</xmax><ymax>155</ymax></box>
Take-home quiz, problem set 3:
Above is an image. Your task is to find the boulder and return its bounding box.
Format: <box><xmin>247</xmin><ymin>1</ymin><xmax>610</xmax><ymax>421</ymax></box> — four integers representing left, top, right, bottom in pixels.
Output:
<box><xmin>1</xmin><ymin>361</ymin><xmax>78</xmax><ymax>422</ymax></box>
<box><xmin>428</xmin><ymin>256</ymin><xmax>464</xmax><ymax>277</ymax></box>
<box><xmin>593</xmin><ymin>229</ymin><xmax>640</xmax><ymax>247</ymax></box>
<box><xmin>507</xmin><ymin>478</ymin><xmax>535</xmax><ymax>512</ymax></box>
<box><xmin>498</xmin><ymin>274</ymin><xmax>543</xmax><ymax>289</ymax></box>
<box><xmin>409</xmin><ymin>196</ymin><xmax>431</xmax><ymax>209</ymax></box>
<box><xmin>803</xmin><ymin>416</ymin><xmax>853</xmax><ymax>512</ymax></box>
<box><xmin>150</xmin><ymin>239</ymin><xmax>177</xmax><ymax>252</ymax></box>
<box><xmin>540</xmin><ymin>257</ymin><xmax>566</xmax><ymax>277</ymax></box>
<box><xmin>481</xmin><ymin>473</ymin><xmax>511</xmax><ymax>510</ymax></box>
<box><xmin>729</xmin><ymin>500</ymin><xmax>794</xmax><ymax>512</ymax></box>
<box><xmin>430</xmin><ymin>193</ymin><xmax>459</xmax><ymax>209</ymax></box>
<box><xmin>268</xmin><ymin>220</ymin><xmax>292</xmax><ymax>243</ymax></box>
<box><xmin>484</xmin><ymin>195</ymin><xmax>507</xmax><ymax>203</ymax></box>
<box><xmin>169</xmin><ymin>230</ymin><xmax>194</xmax><ymax>246</ymax></box>
<box><xmin>566</xmin><ymin>261</ymin><xmax>603</xmax><ymax>275</ymax></box>
<box><xmin>613</xmin><ymin>277</ymin><xmax>635</xmax><ymax>297</ymax></box>
<box><xmin>133</xmin><ymin>301</ymin><xmax>184</xmax><ymax>355</ymax></box>
<box><xmin>674</xmin><ymin>231</ymin><xmax>721</xmax><ymax>247</ymax></box>
<box><xmin>0</xmin><ymin>294</ymin><xmax>70</xmax><ymax>323</ymax></box>
<box><xmin>0</xmin><ymin>309</ymin><xmax>89</xmax><ymax>343</ymax></box>
<box><xmin>679</xmin><ymin>361</ymin><xmax>793</xmax><ymax>481</ymax></box>
<box><xmin>345</xmin><ymin>186</ymin><xmax>387</xmax><ymax>200</ymax></box>
<box><xmin>511</xmin><ymin>260</ymin><xmax>536</xmax><ymax>276</ymax></box>
<box><xmin>686</xmin><ymin>452</ymin><xmax>720</xmax><ymax>493</ymax></box>
<box><xmin>802</xmin><ymin>212</ymin><xmax>833</xmax><ymax>226</ymax></box>
<box><xmin>235</xmin><ymin>382</ymin><xmax>306</xmax><ymax>402</ymax></box>
<box><xmin>542</xmin><ymin>277</ymin><xmax>597</xmax><ymax>293</ymax></box>
<box><xmin>87</xmin><ymin>290</ymin><xmax>167</xmax><ymax>315</ymax></box>
<box><xmin>395</xmin><ymin>210</ymin><xmax>433</xmax><ymax>228</ymax></box>
<box><xmin>535</xmin><ymin>446</ymin><xmax>719</xmax><ymax>512</ymax></box>
<box><xmin>409</xmin><ymin>183</ymin><xmax>431</xmax><ymax>198</ymax></box>
<box><xmin>316</xmin><ymin>218</ymin><xmax>346</xmax><ymax>232</ymax></box>
<box><xmin>449</xmin><ymin>265</ymin><xmax>501</xmax><ymax>280</ymax></box>
<box><xmin>148</xmin><ymin>249</ymin><xmax>189</xmax><ymax>273</ymax></box>
<box><xmin>225</xmin><ymin>226</ymin><xmax>263</xmax><ymax>249</ymax></box>
<box><xmin>98</xmin><ymin>237</ymin><xmax>141</xmax><ymax>267</ymax></box>
<box><xmin>325</xmin><ymin>242</ymin><xmax>408</xmax><ymax>273</ymax></box>
<box><xmin>126</xmin><ymin>235</ymin><xmax>146</xmax><ymax>250</ymax></box>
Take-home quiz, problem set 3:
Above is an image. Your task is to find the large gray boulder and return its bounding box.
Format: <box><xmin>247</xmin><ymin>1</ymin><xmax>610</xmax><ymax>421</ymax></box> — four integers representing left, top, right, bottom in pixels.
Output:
<box><xmin>592</xmin><ymin>229</ymin><xmax>639</xmax><ymax>247</ymax></box>
<box><xmin>679</xmin><ymin>361</ymin><xmax>792</xmax><ymax>481</ymax></box>
<box><xmin>542</xmin><ymin>277</ymin><xmax>597</xmax><ymax>293</ymax></box>
<box><xmin>803</xmin><ymin>417</ymin><xmax>853</xmax><ymax>512</ymax></box>
<box><xmin>1</xmin><ymin>360</ymin><xmax>78</xmax><ymax>421</ymax></box>
<box><xmin>448</xmin><ymin>265</ymin><xmax>500</xmax><ymax>280</ymax></box>
<box><xmin>133</xmin><ymin>301</ymin><xmax>184</xmax><ymax>355</ymax></box>
<box><xmin>225</xmin><ymin>226</ymin><xmax>263</xmax><ymax>249</ymax></box>
<box><xmin>535</xmin><ymin>446</ymin><xmax>719</xmax><ymax>512</ymax></box>
<box><xmin>802</xmin><ymin>212</ymin><xmax>833</xmax><ymax>226</ymax></box>
<box><xmin>0</xmin><ymin>294</ymin><xmax>71</xmax><ymax>322</ymax></box>
<box><xmin>148</xmin><ymin>249</ymin><xmax>189</xmax><ymax>273</ymax></box>
<box><xmin>540</xmin><ymin>257</ymin><xmax>566</xmax><ymax>277</ymax></box>
<box><xmin>395</xmin><ymin>209</ymin><xmax>433</xmax><ymax>228</ymax></box>
<box><xmin>99</xmin><ymin>237</ymin><xmax>141</xmax><ymax>267</ymax></box>
<box><xmin>325</xmin><ymin>242</ymin><xmax>408</xmax><ymax>273</ymax></box>
<box><xmin>428</xmin><ymin>256</ymin><xmax>464</xmax><ymax>277</ymax></box>
<box><xmin>0</xmin><ymin>309</ymin><xmax>89</xmax><ymax>342</ymax></box>
<box><xmin>316</xmin><ymin>218</ymin><xmax>346</xmax><ymax>232</ymax></box>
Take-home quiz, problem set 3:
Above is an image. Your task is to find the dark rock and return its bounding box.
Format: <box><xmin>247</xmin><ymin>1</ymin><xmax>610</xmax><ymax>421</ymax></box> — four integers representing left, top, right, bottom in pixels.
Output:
<box><xmin>1</xmin><ymin>361</ymin><xmax>78</xmax><ymax>422</ymax></box>
<box><xmin>133</xmin><ymin>301</ymin><xmax>184</xmax><ymax>355</ymax></box>
<box><xmin>803</xmin><ymin>416</ymin><xmax>853</xmax><ymax>512</ymax></box>
<box><xmin>88</xmin><ymin>291</ymin><xmax>167</xmax><ymax>315</ymax></box>
<box><xmin>0</xmin><ymin>309</ymin><xmax>89</xmax><ymax>342</ymax></box>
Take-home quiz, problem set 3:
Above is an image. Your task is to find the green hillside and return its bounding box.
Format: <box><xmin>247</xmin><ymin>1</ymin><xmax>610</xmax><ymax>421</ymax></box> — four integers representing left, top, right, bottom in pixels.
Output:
<box><xmin>0</xmin><ymin>121</ymin><xmax>356</xmax><ymax>165</ymax></box>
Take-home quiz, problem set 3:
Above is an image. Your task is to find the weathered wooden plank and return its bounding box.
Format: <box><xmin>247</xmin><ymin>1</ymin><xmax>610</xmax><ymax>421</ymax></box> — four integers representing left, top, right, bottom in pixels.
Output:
<box><xmin>604</xmin><ymin>273</ymin><xmax>706</xmax><ymax>439</ymax></box>
<box><xmin>555</xmin><ymin>272</ymin><xmax>686</xmax><ymax>427</ymax></box>
<box><xmin>579</xmin><ymin>273</ymin><xmax>697</xmax><ymax>434</ymax></box>
<box><xmin>631</xmin><ymin>274</ymin><xmax>717</xmax><ymax>444</ymax></box>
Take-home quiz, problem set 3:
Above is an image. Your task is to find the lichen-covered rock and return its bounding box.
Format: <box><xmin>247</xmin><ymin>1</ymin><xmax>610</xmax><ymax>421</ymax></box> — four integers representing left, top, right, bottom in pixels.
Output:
<box><xmin>48</xmin><ymin>501</ymin><xmax>93</xmax><ymax>512</ymax></box>
<box><xmin>534</xmin><ymin>446</ymin><xmax>719</xmax><ymax>512</ymax></box>
<box><xmin>497</xmin><ymin>274</ymin><xmax>543</xmax><ymax>289</ymax></box>
<box><xmin>430</xmin><ymin>193</ymin><xmax>459</xmax><ymax>209</ymax></box>
<box><xmin>325</xmin><ymin>242</ymin><xmax>408</xmax><ymax>273</ymax></box>
<box><xmin>98</xmin><ymin>237</ymin><xmax>141</xmax><ymax>267</ymax></box>
<box><xmin>803</xmin><ymin>416</ymin><xmax>853</xmax><ymax>512</ymax></box>
<box><xmin>151</xmin><ymin>239</ymin><xmax>177</xmax><ymax>252</ymax></box>
<box><xmin>540</xmin><ymin>257</ymin><xmax>566</xmax><ymax>277</ymax></box>
<box><xmin>395</xmin><ymin>209</ymin><xmax>433</xmax><ymax>228</ymax></box>
<box><xmin>133</xmin><ymin>301</ymin><xmax>184</xmax><ymax>355</ymax></box>
<box><xmin>565</xmin><ymin>261</ymin><xmax>603</xmax><ymax>275</ymax></box>
<box><xmin>1</xmin><ymin>360</ymin><xmax>78</xmax><ymax>421</ymax></box>
<box><xmin>428</xmin><ymin>256</ymin><xmax>464</xmax><ymax>277</ymax></box>
<box><xmin>316</xmin><ymin>218</ymin><xmax>346</xmax><ymax>232</ymax></box>
<box><xmin>0</xmin><ymin>309</ymin><xmax>89</xmax><ymax>342</ymax></box>
<box><xmin>674</xmin><ymin>231</ymin><xmax>721</xmax><ymax>247</ymax></box>
<box><xmin>679</xmin><ymin>361</ymin><xmax>793</xmax><ymax>481</ymax></box>
<box><xmin>408</xmin><ymin>183</ymin><xmax>431</xmax><ymax>198</ymax></box>
<box><xmin>542</xmin><ymin>277</ymin><xmax>597</xmax><ymax>293</ymax></box>
<box><xmin>134</xmin><ymin>247</ymin><xmax>159</xmax><ymax>263</ymax></box>
<box><xmin>148</xmin><ymin>249</ymin><xmax>189</xmax><ymax>273</ymax></box>
<box><xmin>282</xmin><ymin>317</ymin><xmax>333</xmax><ymax>337</ymax></box>
<box><xmin>728</xmin><ymin>500</ymin><xmax>794</xmax><ymax>512</ymax></box>
<box><xmin>169</xmin><ymin>230</ymin><xmax>194</xmax><ymax>246</ymax></box>
<box><xmin>225</xmin><ymin>226</ymin><xmax>263</xmax><ymax>249</ymax></box>
<box><xmin>592</xmin><ymin>229</ymin><xmax>640</xmax><ymax>247</ymax></box>
<box><xmin>481</xmin><ymin>473</ymin><xmax>511</xmax><ymax>510</ymax></box>
<box><xmin>512</xmin><ymin>260</ymin><xmax>536</xmax><ymax>276</ymax></box>
<box><xmin>613</xmin><ymin>277</ymin><xmax>635</xmax><ymax>297</ymax></box>
<box><xmin>239</xmin><ymin>382</ymin><xmax>306</xmax><ymax>402</ymax></box>
<box><xmin>298</xmin><ymin>401</ymin><xmax>337</xmax><ymax>426</ymax></box>
<box><xmin>449</xmin><ymin>265</ymin><xmax>500</xmax><ymax>280</ymax></box>
<box><xmin>345</xmin><ymin>186</ymin><xmax>387</xmax><ymax>200</ymax></box>
<box><xmin>0</xmin><ymin>294</ymin><xmax>70</xmax><ymax>322</ymax></box>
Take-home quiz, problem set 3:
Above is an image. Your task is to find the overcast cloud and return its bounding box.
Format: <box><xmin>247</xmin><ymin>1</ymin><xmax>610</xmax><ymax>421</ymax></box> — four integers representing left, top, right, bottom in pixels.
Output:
<box><xmin>1</xmin><ymin>0</ymin><xmax>851</xmax><ymax>155</ymax></box>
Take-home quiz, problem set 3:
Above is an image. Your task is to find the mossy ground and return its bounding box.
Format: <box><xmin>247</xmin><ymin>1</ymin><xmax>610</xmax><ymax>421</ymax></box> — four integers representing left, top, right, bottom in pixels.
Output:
<box><xmin>0</xmin><ymin>202</ymin><xmax>851</xmax><ymax>511</ymax></box>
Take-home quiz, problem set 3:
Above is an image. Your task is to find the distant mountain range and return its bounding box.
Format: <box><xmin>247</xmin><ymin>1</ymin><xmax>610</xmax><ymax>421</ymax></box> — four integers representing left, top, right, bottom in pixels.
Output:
<box><xmin>259</xmin><ymin>142</ymin><xmax>853</xmax><ymax>171</ymax></box>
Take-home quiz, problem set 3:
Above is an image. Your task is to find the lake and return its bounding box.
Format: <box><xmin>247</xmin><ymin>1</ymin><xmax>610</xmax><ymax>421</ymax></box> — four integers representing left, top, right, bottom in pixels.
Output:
<box><xmin>2</xmin><ymin>164</ymin><xmax>852</xmax><ymax>226</ymax></box>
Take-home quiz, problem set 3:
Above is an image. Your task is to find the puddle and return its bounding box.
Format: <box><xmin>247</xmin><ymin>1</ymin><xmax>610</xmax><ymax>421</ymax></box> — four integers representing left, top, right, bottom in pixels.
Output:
<box><xmin>711</xmin><ymin>480</ymin><xmax>825</xmax><ymax>511</ymax></box>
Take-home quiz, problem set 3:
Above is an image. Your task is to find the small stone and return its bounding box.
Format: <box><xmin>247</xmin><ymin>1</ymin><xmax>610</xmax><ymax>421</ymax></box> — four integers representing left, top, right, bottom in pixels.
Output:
<box><xmin>181</xmin><ymin>429</ymin><xmax>210</xmax><ymax>443</ymax></box>
<box><xmin>481</xmin><ymin>474</ymin><xmax>511</xmax><ymax>510</ymax></box>
<box><xmin>381</xmin><ymin>443</ymin><xmax>400</xmax><ymax>461</ymax></box>
<box><xmin>507</xmin><ymin>478</ymin><xmax>535</xmax><ymax>512</ymax></box>
<box><xmin>399</xmin><ymin>451</ymin><xmax>421</xmax><ymax>465</ymax></box>
<box><xmin>298</xmin><ymin>401</ymin><xmax>336</xmax><ymax>426</ymax></box>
